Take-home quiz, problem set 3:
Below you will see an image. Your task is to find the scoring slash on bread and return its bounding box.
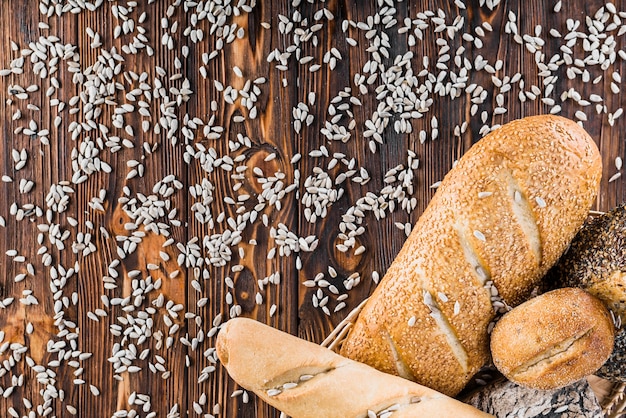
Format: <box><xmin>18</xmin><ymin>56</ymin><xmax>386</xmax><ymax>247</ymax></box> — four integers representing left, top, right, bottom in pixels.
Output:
<box><xmin>490</xmin><ymin>287</ymin><xmax>614</xmax><ymax>390</ymax></box>
<box><xmin>340</xmin><ymin>115</ymin><xmax>603</xmax><ymax>396</ymax></box>
<box><xmin>216</xmin><ymin>318</ymin><xmax>492</xmax><ymax>418</ymax></box>
<box><xmin>547</xmin><ymin>203</ymin><xmax>626</xmax><ymax>381</ymax></box>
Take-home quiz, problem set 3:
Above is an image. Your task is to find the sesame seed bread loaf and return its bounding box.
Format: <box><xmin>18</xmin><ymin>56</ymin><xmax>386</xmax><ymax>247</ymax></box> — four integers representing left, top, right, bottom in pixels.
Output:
<box><xmin>216</xmin><ymin>318</ymin><xmax>492</xmax><ymax>418</ymax></box>
<box><xmin>490</xmin><ymin>288</ymin><xmax>614</xmax><ymax>390</ymax></box>
<box><xmin>340</xmin><ymin>115</ymin><xmax>603</xmax><ymax>396</ymax></box>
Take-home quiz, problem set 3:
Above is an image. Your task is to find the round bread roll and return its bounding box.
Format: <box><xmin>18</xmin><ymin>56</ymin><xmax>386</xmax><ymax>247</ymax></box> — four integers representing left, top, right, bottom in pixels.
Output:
<box><xmin>546</xmin><ymin>204</ymin><xmax>626</xmax><ymax>381</ymax></box>
<box><xmin>490</xmin><ymin>287</ymin><xmax>614</xmax><ymax>390</ymax></box>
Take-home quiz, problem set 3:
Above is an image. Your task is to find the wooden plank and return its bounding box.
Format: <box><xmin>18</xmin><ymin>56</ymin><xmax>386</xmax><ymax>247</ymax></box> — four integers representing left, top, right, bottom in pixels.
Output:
<box><xmin>0</xmin><ymin>0</ymin><xmax>625</xmax><ymax>417</ymax></box>
<box><xmin>72</xmin><ymin>3</ymin><xmax>192</xmax><ymax>417</ymax></box>
<box><xmin>0</xmin><ymin>2</ymin><xmax>83</xmax><ymax>417</ymax></box>
<box><xmin>185</xmin><ymin>2</ymin><xmax>302</xmax><ymax>416</ymax></box>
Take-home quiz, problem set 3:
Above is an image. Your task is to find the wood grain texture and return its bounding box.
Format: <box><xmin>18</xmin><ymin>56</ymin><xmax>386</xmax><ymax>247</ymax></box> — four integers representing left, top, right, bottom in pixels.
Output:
<box><xmin>0</xmin><ymin>0</ymin><xmax>624</xmax><ymax>417</ymax></box>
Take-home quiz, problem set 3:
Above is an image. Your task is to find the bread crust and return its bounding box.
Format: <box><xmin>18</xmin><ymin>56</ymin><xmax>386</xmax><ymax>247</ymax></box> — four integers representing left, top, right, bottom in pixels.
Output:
<box><xmin>340</xmin><ymin>115</ymin><xmax>602</xmax><ymax>396</ymax></box>
<box><xmin>216</xmin><ymin>318</ymin><xmax>492</xmax><ymax>418</ymax></box>
<box><xmin>548</xmin><ymin>203</ymin><xmax>626</xmax><ymax>319</ymax></box>
<box><xmin>490</xmin><ymin>288</ymin><xmax>615</xmax><ymax>390</ymax></box>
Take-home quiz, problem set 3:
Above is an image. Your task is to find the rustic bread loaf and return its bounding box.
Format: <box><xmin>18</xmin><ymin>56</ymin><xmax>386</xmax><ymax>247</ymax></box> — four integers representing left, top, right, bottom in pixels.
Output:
<box><xmin>340</xmin><ymin>115</ymin><xmax>603</xmax><ymax>396</ymax></box>
<box><xmin>548</xmin><ymin>203</ymin><xmax>626</xmax><ymax>319</ymax></box>
<box><xmin>490</xmin><ymin>288</ymin><xmax>614</xmax><ymax>390</ymax></box>
<box><xmin>463</xmin><ymin>377</ymin><xmax>604</xmax><ymax>417</ymax></box>
<box><xmin>216</xmin><ymin>318</ymin><xmax>492</xmax><ymax>418</ymax></box>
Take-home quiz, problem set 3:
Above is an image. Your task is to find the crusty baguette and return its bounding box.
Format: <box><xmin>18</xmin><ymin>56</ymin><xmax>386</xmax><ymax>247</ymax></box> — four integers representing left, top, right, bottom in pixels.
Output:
<box><xmin>490</xmin><ymin>288</ymin><xmax>615</xmax><ymax>390</ymax></box>
<box><xmin>216</xmin><ymin>318</ymin><xmax>492</xmax><ymax>418</ymax></box>
<box><xmin>340</xmin><ymin>115</ymin><xmax>603</xmax><ymax>396</ymax></box>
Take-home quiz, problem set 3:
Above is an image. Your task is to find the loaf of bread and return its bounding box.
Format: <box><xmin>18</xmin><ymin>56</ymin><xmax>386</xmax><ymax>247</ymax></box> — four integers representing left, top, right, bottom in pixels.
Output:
<box><xmin>490</xmin><ymin>288</ymin><xmax>614</xmax><ymax>390</ymax></box>
<box><xmin>216</xmin><ymin>318</ymin><xmax>492</xmax><ymax>418</ymax></box>
<box><xmin>598</xmin><ymin>329</ymin><xmax>626</xmax><ymax>381</ymax></box>
<box><xmin>548</xmin><ymin>203</ymin><xmax>626</xmax><ymax>319</ymax></box>
<box><xmin>340</xmin><ymin>115</ymin><xmax>603</xmax><ymax>396</ymax></box>
<box><xmin>463</xmin><ymin>377</ymin><xmax>604</xmax><ymax>417</ymax></box>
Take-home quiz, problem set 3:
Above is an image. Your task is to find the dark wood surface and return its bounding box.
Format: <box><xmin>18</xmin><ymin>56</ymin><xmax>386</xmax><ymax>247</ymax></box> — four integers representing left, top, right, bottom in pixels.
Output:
<box><xmin>0</xmin><ymin>0</ymin><xmax>624</xmax><ymax>417</ymax></box>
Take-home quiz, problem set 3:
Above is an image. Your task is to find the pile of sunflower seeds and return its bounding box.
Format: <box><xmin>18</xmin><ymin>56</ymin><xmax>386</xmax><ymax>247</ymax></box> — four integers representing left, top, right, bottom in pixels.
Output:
<box><xmin>0</xmin><ymin>0</ymin><xmax>624</xmax><ymax>416</ymax></box>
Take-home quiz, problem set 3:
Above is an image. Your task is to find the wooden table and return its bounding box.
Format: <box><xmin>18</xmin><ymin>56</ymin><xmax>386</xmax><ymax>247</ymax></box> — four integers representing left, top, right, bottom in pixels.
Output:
<box><xmin>0</xmin><ymin>0</ymin><xmax>624</xmax><ymax>416</ymax></box>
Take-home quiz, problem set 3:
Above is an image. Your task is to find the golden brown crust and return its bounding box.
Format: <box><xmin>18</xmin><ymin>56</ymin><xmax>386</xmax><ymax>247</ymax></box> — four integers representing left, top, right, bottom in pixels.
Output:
<box><xmin>490</xmin><ymin>288</ymin><xmax>615</xmax><ymax>390</ymax></box>
<box><xmin>216</xmin><ymin>318</ymin><xmax>492</xmax><ymax>418</ymax></box>
<box><xmin>340</xmin><ymin>115</ymin><xmax>602</xmax><ymax>396</ymax></box>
